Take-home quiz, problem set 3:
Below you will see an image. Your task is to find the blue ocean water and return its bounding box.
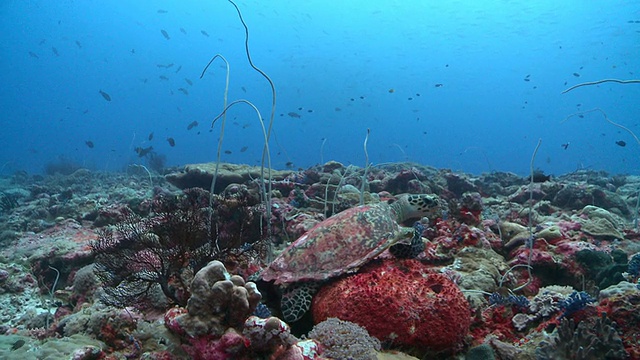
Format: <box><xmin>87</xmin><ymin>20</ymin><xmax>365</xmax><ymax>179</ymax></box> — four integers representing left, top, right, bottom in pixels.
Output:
<box><xmin>1</xmin><ymin>0</ymin><xmax>639</xmax><ymax>176</ymax></box>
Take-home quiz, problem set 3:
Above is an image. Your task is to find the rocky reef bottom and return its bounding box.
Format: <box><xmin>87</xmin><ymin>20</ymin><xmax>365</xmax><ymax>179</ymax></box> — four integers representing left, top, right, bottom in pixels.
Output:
<box><xmin>0</xmin><ymin>161</ymin><xmax>639</xmax><ymax>359</ymax></box>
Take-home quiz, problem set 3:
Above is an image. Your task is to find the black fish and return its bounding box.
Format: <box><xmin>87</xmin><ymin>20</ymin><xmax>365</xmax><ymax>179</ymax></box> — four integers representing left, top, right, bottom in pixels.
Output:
<box><xmin>561</xmin><ymin>142</ymin><xmax>570</xmax><ymax>150</ymax></box>
<box><xmin>98</xmin><ymin>90</ymin><xmax>111</xmax><ymax>101</ymax></box>
<box><xmin>573</xmin><ymin>72</ymin><xmax>580</xmax><ymax>77</ymax></box>
<box><xmin>135</xmin><ymin>146</ymin><xmax>153</xmax><ymax>157</ymax></box>
<box><xmin>167</xmin><ymin>137</ymin><xmax>175</xmax><ymax>147</ymax></box>
<box><xmin>616</xmin><ymin>140</ymin><xmax>626</xmax><ymax>147</ymax></box>
<box><xmin>161</xmin><ymin>29</ymin><xmax>170</xmax><ymax>40</ymax></box>
<box><xmin>240</xmin><ymin>146</ymin><xmax>248</xmax><ymax>152</ymax></box>
<box><xmin>28</xmin><ymin>51</ymin><xmax>39</xmax><ymax>58</ymax></box>
<box><xmin>51</xmin><ymin>47</ymin><xmax>59</xmax><ymax>56</ymax></box>
<box><xmin>178</xmin><ymin>88</ymin><xmax>189</xmax><ymax>95</ymax></box>
<box><xmin>224</xmin><ymin>150</ymin><xmax>232</xmax><ymax>154</ymax></box>
<box><xmin>75</xmin><ymin>40</ymin><xmax>82</xmax><ymax>48</ymax></box>
<box><xmin>187</xmin><ymin>121</ymin><xmax>198</xmax><ymax>130</ymax></box>
<box><xmin>201</xmin><ymin>30</ymin><xmax>210</xmax><ymax>37</ymax></box>
<box><xmin>175</xmin><ymin>65</ymin><xmax>182</xmax><ymax>73</ymax></box>
<box><xmin>287</xmin><ymin>112</ymin><xmax>301</xmax><ymax>118</ymax></box>
<box><xmin>532</xmin><ymin>170</ymin><xmax>551</xmax><ymax>183</ymax></box>
<box><xmin>85</xmin><ymin>140</ymin><xmax>94</xmax><ymax>148</ymax></box>
<box><xmin>11</xmin><ymin>339</ymin><xmax>25</xmax><ymax>351</ymax></box>
<box><xmin>148</xmin><ymin>132</ymin><xmax>154</xmax><ymax>141</ymax></box>
<box><xmin>185</xmin><ymin>78</ymin><xmax>193</xmax><ymax>86</ymax></box>
<box><xmin>434</xmin><ymin>83</ymin><xmax>444</xmax><ymax>87</ymax></box>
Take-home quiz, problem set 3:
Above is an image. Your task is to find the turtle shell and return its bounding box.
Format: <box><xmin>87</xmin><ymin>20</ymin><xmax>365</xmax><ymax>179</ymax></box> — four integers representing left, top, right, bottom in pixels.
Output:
<box><xmin>261</xmin><ymin>201</ymin><xmax>411</xmax><ymax>285</ymax></box>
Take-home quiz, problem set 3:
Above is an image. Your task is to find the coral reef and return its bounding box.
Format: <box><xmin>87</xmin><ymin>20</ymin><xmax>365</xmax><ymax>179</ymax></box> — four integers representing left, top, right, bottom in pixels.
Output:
<box><xmin>1</xmin><ymin>162</ymin><xmax>640</xmax><ymax>359</ymax></box>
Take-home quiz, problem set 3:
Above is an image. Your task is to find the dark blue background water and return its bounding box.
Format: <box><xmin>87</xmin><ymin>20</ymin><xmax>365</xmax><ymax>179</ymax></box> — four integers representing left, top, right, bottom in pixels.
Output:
<box><xmin>2</xmin><ymin>0</ymin><xmax>639</xmax><ymax>176</ymax></box>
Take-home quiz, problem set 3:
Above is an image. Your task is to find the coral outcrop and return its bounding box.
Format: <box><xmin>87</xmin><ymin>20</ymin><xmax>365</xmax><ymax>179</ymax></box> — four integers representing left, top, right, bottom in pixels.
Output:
<box><xmin>167</xmin><ymin>260</ymin><xmax>261</xmax><ymax>338</ymax></box>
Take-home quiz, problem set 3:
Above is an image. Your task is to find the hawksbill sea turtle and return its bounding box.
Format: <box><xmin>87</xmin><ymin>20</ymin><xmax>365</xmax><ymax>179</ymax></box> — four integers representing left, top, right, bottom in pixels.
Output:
<box><xmin>261</xmin><ymin>193</ymin><xmax>441</xmax><ymax>322</ymax></box>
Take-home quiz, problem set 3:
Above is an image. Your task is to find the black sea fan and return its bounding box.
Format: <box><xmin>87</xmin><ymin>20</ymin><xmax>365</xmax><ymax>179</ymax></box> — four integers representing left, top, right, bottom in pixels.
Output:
<box><xmin>92</xmin><ymin>188</ymin><xmax>218</xmax><ymax>308</ymax></box>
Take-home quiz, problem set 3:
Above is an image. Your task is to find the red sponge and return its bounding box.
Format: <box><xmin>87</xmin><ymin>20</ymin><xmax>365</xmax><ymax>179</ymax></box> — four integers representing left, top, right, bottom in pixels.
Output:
<box><xmin>312</xmin><ymin>259</ymin><xmax>471</xmax><ymax>353</ymax></box>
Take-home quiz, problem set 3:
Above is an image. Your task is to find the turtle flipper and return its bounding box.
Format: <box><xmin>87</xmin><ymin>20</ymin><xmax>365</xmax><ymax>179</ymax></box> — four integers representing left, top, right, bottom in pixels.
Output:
<box><xmin>389</xmin><ymin>222</ymin><xmax>425</xmax><ymax>259</ymax></box>
<box><xmin>281</xmin><ymin>282</ymin><xmax>318</xmax><ymax>322</ymax></box>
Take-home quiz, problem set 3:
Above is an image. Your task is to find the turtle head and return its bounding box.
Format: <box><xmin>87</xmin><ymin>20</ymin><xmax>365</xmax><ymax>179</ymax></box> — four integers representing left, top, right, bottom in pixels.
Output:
<box><xmin>392</xmin><ymin>194</ymin><xmax>441</xmax><ymax>222</ymax></box>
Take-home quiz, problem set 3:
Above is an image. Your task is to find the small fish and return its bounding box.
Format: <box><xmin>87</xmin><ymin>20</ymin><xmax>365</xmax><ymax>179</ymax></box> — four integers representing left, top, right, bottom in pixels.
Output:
<box><xmin>240</xmin><ymin>146</ymin><xmax>248</xmax><ymax>152</ymax></box>
<box><xmin>616</xmin><ymin>140</ymin><xmax>626</xmax><ymax>147</ymax></box>
<box><xmin>167</xmin><ymin>137</ymin><xmax>175</xmax><ymax>147</ymax></box>
<box><xmin>201</xmin><ymin>30</ymin><xmax>210</xmax><ymax>37</ymax></box>
<box><xmin>175</xmin><ymin>65</ymin><xmax>182</xmax><ymax>73</ymax></box>
<box><xmin>388</xmin><ymin>88</ymin><xmax>395</xmax><ymax>93</ymax></box>
<box><xmin>241</xmin><ymin>86</ymin><xmax>247</xmax><ymax>92</ymax></box>
<box><xmin>561</xmin><ymin>142</ymin><xmax>570</xmax><ymax>150</ymax></box>
<box><xmin>159</xmin><ymin>75</ymin><xmax>169</xmax><ymax>80</ymax></box>
<box><xmin>135</xmin><ymin>146</ymin><xmax>153</xmax><ymax>157</ymax></box>
<box><xmin>51</xmin><ymin>47</ymin><xmax>59</xmax><ymax>56</ymax></box>
<box><xmin>131</xmin><ymin>48</ymin><xmax>136</xmax><ymax>54</ymax></box>
<box><xmin>180</xmin><ymin>28</ymin><xmax>187</xmax><ymax>34</ymax></box>
<box><xmin>148</xmin><ymin>132</ymin><xmax>154</xmax><ymax>141</ymax></box>
<box><xmin>185</xmin><ymin>78</ymin><xmax>193</xmax><ymax>86</ymax></box>
<box><xmin>28</xmin><ymin>51</ymin><xmax>39</xmax><ymax>58</ymax></box>
<box><xmin>287</xmin><ymin>112</ymin><xmax>301</xmax><ymax>118</ymax></box>
<box><xmin>75</xmin><ymin>40</ymin><xmax>82</xmax><ymax>48</ymax></box>
<box><xmin>532</xmin><ymin>171</ymin><xmax>551</xmax><ymax>183</ymax></box>
<box><xmin>335</xmin><ymin>107</ymin><xmax>341</xmax><ymax>111</ymax></box>
<box><xmin>573</xmin><ymin>72</ymin><xmax>580</xmax><ymax>77</ymax></box>
<box><xmin>85</xmin><ymin>140</ymin><xmax>94</xmax><ymax>148</ymax></box>
<box><xmin>285</xmin><ymin>161</ymin><xmax>295</xmax><ymax>168</ymax></box>
<box><xmin>224</xmin><ymin>150</ymin><xmax>232</xmax><ymax>154</ymax></box>
<box><xmin>187</xmin><ymin>120</ymin><xmax>198</xmax><ymax>130</ymax></box>
<box><xmin>157</xmin><ymin>9</ymin><xmax>168</xmax><ymax>13</ymax></box>
<box><xmin>178</xmin><ymin>88</ymin><xmax>189</xmax><ymax>95</ymax></box>
<box><xmin>161</xmin><ymin>29</ymin><xmax>170</xmax><ymax>40</ymax></box>
<box><xmin>10</xmin><ymin>339</ymin><xmax>25</xmax><ymax>351</ymax></box>
<box><xmin>434</xmin><ymin>83</ymin><xmax>444</xmax><ymax>87</ymax></box>
<box><xmin>166</xmin><ymin>63</ymin><xmax>174</xmax><ymax>68</ymax></box>
<box><xmin>524</xmin><ymin>78</ymin><xmax>530</xmax><ymax>82</ymax></box>
<box><xmin>98</xmin><ymin>90</ymin><xmax>111</xmax><ymax>101</ymax></box>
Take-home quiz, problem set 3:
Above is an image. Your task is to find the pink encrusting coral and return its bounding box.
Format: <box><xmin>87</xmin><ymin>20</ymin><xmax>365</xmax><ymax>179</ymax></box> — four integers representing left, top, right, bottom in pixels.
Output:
<box><xmin>311</xmin><ymin>258</ymin><xmax>472</xmax><ymax>354</ymax></box>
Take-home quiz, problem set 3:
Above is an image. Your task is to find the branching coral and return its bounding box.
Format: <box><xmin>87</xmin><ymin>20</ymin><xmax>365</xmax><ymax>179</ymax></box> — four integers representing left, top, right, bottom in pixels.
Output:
<box><xmin>536</xmin><ymin>313</ymin><xmax>628</xmax><ymax>360</ymax></box>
